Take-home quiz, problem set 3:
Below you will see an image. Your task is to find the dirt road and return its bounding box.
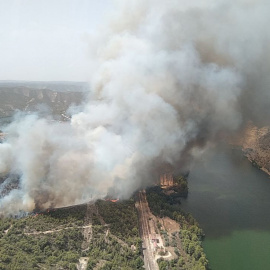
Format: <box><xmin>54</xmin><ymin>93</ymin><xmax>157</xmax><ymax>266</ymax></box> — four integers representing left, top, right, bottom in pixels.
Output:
<box><xmin>24</xmin><ymin>225</ymin><xmax>92</xmax><ymax>235</ymax></box>
<box><xmin>136</xmin><ymin>190</ymin><xmax>159</xmax><ymax>270</ymax></box>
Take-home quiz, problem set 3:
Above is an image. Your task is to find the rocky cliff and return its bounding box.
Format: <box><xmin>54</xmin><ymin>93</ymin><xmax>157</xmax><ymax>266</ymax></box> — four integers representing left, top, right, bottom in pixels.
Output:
<box><xmin>238</xmin><ymin>123</ymin><xmax>270</xmax><ymax>175</ymax></box>
<box><xmin>0</xmin><ymin>81</ymin><xmax>87</xmax><ymax>120</ymax></box>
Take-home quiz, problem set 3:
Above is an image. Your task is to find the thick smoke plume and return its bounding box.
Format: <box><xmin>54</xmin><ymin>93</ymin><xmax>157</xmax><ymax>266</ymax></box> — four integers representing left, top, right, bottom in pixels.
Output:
<box><xmin>0</xmin><ymin>0</ymin><xmax>269</xmax><ymax>215</ymax></box>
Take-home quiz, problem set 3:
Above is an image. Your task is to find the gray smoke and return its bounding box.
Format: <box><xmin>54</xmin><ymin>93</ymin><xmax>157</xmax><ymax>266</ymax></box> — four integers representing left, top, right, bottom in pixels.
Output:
<box><xmin>0</xmin><ymin>0</ymin><xmax>269</xmax><ymax>215</ymax></box>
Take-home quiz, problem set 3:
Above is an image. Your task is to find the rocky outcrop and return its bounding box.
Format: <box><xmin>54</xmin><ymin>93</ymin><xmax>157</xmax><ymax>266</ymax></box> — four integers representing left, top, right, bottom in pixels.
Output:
<box><xmin>160</xmin><ymin>173</ymin><xmax>174</xmax><ymax>187</ymax></box>
<box><xmin>239</xmin><ymin>123</ymin><xmax>270</xmax><ymax>175</ymax></box>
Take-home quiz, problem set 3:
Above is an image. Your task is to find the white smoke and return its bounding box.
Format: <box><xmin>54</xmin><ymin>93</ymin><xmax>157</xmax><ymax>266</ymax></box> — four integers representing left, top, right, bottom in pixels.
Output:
<box><xmin>0</xmin><ymin>0</ymin><xmax>269</xmax><ymax>214</ymax></box>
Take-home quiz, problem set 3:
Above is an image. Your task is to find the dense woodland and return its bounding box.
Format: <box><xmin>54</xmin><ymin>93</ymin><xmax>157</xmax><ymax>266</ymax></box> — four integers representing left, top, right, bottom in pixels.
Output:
<box><xmin>0</xmin><ymin>174</ymin><xmax>208</xmax><ymax>270</ymax></box>
<box><xmin>86</xmin><ymin>199</ymin><xmax>144</xmax><ymax>269</ymax></box>
<box><xmin>0</xmin><ymin>205</ymin><xmax>86</xmax><ymax>270</ymax></box>
<box><xmin>0</xmin><ymin>200</ymin><xmax>144</xmax><ymax>270</ymax></box>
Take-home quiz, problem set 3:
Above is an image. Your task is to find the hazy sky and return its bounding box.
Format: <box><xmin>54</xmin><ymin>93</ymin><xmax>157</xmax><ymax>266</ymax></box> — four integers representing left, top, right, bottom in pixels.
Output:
<box><xmin>0</xmin><ymin>0</ymin><xmax>112</xmax><ymax>82</ymax></box>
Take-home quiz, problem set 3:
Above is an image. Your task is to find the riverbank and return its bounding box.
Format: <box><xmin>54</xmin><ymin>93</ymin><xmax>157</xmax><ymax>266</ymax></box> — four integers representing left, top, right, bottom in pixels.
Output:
<box><xmin>230</xmin><ymin>123</ymin><xmax>270</xmax><ymax>177</ymax></box>
<box><xmin>146</xmin><ymin>186</ymin><xmax>209</xmax><ymax>270</ymax></box>
<box><xmin>181</xmin><ymin>145</ymin><xmax>270</xmax><ymax>270</ymax></box>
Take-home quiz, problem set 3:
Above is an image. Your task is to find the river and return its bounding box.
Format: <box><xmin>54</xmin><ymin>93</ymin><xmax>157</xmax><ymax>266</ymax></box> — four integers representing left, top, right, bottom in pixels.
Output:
<box><xmin>181</xmin><ymin>145</ymin><xmax>270</xmax><ymax>270</ymax></box>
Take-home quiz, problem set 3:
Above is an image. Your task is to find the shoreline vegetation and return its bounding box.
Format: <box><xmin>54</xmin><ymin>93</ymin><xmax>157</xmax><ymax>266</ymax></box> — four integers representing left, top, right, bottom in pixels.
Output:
<box><xmin>231</xmin><ymin>123</ymin><xmax>270</xmax><ymax>178</ymax></box>
<box><xmin>244</xmin><ymin>153</ymin><xmax>270</xmax><ymax>176</ymax></box>
<box><xmin>146</xmin><ymin>175</ymin><xmax>209</xmax><ymax>270</ymax></box>
<box><xmin>231</xmin><ymin>145</ymin><xmax>270</xmax><ymax>177</ymax></box>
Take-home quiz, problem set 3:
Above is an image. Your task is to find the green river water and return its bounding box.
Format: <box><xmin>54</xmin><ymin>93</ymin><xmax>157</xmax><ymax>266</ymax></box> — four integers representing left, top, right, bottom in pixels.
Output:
<box><xmin>181</xmin><ymin>145</ymin><xmax>270</xmax><ymax>270</ymax></box>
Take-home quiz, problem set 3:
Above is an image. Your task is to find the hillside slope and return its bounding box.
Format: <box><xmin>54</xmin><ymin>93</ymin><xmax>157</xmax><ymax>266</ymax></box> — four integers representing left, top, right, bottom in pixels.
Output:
<box><xmin>236</xmin><ymin>123</ymin><xmax>270</xmax><ymax>175</ymax></box>
<box><xmin>0</xmin><ymin>82</ymin><xmax>86</xmax><ymax>119</ymax></box>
